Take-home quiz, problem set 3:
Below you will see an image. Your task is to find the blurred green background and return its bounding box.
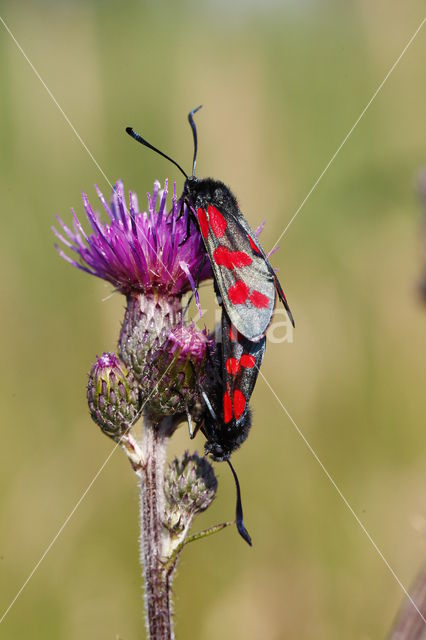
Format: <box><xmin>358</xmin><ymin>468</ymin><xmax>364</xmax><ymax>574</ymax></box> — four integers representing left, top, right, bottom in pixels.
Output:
<box><xmin>1</xmin><ymin>1</ymin><xmax>426</xmax><ymax>638</ymax></box>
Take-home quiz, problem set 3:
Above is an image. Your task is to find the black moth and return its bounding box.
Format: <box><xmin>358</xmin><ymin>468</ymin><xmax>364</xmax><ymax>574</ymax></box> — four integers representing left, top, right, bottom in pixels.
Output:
<box><xmin>126</xmin><ymin>105</ymin><xmax>294</xmax><ymax>343</ymax></box>
<box><xmin>200</xmin><ymin>306</ymin><xmax>266</xmax><ymax>463</ymax></box>
<box><xmin>195</xmin><ymin>308</ymin><xmax>266</xmax><ymax>545</ymax></box>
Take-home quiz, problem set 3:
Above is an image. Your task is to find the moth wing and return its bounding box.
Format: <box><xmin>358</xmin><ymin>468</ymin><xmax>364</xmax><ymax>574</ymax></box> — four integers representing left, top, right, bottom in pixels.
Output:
<box><xmin>197</xmin><ymin>204</ymin><xmax>276</xmax><ymax>341</ymax></box>
<box><xmin>233</xmin><ymin>211</ymin><xmax>295</xmax><ymax>327</ymax></box>
<box><xmin>221</xmin><ymin>313</ymin><xmax>266</xmax><ymax>428</ymax></box>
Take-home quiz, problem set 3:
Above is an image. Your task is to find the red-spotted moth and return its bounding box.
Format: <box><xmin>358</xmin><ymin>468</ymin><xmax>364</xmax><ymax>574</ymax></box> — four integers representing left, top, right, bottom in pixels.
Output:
<box><xmin>126</xmin><ymin>106</ymin><xmax>294</xmax><ymax>342</ymax></box>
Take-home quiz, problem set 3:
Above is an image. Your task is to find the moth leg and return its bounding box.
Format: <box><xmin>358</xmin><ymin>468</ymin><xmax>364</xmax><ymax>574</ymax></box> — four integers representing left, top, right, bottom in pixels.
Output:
<box><xmin>178</xmin><ymin>208</ymin><xmax>193</xmax><ymax>247</ymax></box>
<box><xmin>177</xmin><ymin>197</ymin><xmax>185</xmax><ymax>220</ymax></box>
<box><xmin>186</xmin><ymin>406</ymin><xmax>201</xmax><ymax>440</ymax></box>
<box><xmin>182</xmin><ymin>252</ymin><xmax>207</xmax><ymax>318</ymax></box>
<box><xmin>200</xmin><ymin>388</ymin><xmax>217</xmax><ymax>421</ymax></box>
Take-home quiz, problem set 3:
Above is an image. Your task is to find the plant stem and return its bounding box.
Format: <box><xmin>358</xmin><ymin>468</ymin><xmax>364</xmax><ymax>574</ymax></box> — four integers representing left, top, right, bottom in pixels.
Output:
<box><xmin>140</xmin><ymin>416</ymin><xmax>173</xmax><ymax>640</ymax></box>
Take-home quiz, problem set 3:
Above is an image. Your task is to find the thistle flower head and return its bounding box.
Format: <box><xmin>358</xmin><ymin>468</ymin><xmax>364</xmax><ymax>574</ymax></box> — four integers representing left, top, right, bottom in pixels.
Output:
<box><xmin>164</xmin><ymin>451</ymin><xmax>217</xmax><ymax>536</ymax></box>
<box><xmin>53</xmin><ymin>180</ymin><xmax>211</xmax><ymax>296</ymax></box>
<box><xmin>87</xmin><ymin>352</ymin><xmax>140</xmax><ymax>438</ymax></box>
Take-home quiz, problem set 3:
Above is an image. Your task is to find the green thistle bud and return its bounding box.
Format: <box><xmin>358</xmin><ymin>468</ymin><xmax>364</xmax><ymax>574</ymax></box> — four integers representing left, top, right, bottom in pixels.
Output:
<box><xmin>118</xmin><ymin>294</ymin><xmax>182</xmax><ymax>380</ymax></box>
<box><xmin>140</xmin><ymin>325</ymin><xmax>210</xmax><ymax>421</ymax></box>
<box><xmin>87</xmin><ymin>352</ymin><xmax>141</xmax><ymax>439</ymax></box>
<box><xmin>164</xmin><ymin>451</ymin><xmax>217</xmax><ymax>536</ymax></box>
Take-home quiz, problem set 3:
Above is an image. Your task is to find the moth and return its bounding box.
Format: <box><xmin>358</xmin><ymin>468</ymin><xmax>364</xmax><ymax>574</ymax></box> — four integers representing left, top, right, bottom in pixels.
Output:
<box><xmin>126</xmin><ymin>106</ymin><xmax>294</xmax><ymax>342</ymax></box>
<box><xmin>196</xmin><ymin>309</ymin><xmax>266</xmax><ymax>545</ymax></box>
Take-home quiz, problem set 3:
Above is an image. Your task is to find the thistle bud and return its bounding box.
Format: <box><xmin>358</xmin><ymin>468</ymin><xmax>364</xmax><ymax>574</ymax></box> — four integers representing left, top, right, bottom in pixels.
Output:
<box><xmin>163</xmin><ymin>451</ymin><xmax>217</xmax><ymax>536</ymax></box>
<box><xmin>87</xmin><ymin>352</ymin><xmax>141</xmax><ymax>438</ymax></box>
<box><xmin>118</xmin><ymin>293</ymin><xmax>183</xmax><ymax>380</ymax></box>
<box><xmin>141</xmin><ymin>325</ymin><xmax>210</xmax><ymax>421</ymax></box>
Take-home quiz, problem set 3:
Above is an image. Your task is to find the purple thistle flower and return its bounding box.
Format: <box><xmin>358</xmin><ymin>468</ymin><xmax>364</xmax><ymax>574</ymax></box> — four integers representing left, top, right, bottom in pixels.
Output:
<box><xmin>167</xmin><ymin>324</ymin><xmax>210</xmax><ymax>362</ymax></box>
<box><xmin>53</xmin><ymin>180</ymin><xmax>211</xmax><ymax>296</ymax></box>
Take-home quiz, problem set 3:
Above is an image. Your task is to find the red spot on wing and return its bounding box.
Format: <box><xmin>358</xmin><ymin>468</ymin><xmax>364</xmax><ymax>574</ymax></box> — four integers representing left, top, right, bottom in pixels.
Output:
<box><xmin>207</xmin><ymin>205</ymin><xmax>227</xmax><ymax>238</ymax></box>
<box><xmin>228</xmin><ymin>280</ymin><xmax>249</xmax><ymax>304</ymax></box>
<box><xmin>213</xmin><ymin>246</ymin><xmax>233</xmax><ymax>268</ymax></box>
<box><xmin>229</xmin><ymin>325</ymin><xmax>238</xmax><ymax>341</ymax></box>
<box><xmin>249</xmin><ymin>290</ymin><xmax>270</xmax><ymax>309</ymax></box>
<box><xmin>233</xmin><ymin>390</ymin><xmax>246</xmax><ymax>420</ymax></box>
<box><xmin>249</xmin><ymin>236</ymin><xmax>262</xmax><ymax>255</ymax></box>
<box><xmin>213</xmin><ymin>246</ymin><xmax>252</xmax><ymax>269</ymax></box>
<box><xmin>226</xmin><ymin>357</ymin><xmax>240</xmax><ymax>375</ymax></box>
<box><xmin>240</xmin><ymin>354</ymin><xmax>256</xmax><ymax>368</ymax></box>
<box><xmin>197</xmin><ymin>208</ymin><xmax>209</xmax><ymax>239</ymax></box>
<box><xmin>232</xmin><ymin>251</ymin><xmax>252</xmax><ymax>267</ymax></box>
<box><xmin>223</xmin><ymin>391</ymin><xmax>233</xmax><ymax>423</ymax></box>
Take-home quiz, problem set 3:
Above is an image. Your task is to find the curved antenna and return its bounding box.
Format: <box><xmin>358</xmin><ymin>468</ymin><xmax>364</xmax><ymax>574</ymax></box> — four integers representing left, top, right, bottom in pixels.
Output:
<box><xmin>226</xmin><ymin>459</ymin><xmax>252</xmax><ymax>546</ymax></box>
<box><xmin>126</xmin><ymin>127</ymin><xmax>188</xmax><ymax>179</ymax></box>
<box><xmin>188</xmin><ymin>105</ymin><xmax>202</xmax><ymax>176</ymax></box>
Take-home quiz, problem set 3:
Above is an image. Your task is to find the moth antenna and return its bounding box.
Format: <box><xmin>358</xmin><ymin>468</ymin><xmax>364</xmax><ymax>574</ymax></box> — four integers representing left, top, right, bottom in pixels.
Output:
<box><xmin>188</xmin><ymin>105</ymin><xmax>202</xmax><ymax>177</ymax></box>
<box><xmin>125</xmin><ymin>127</ymin><xmax>188</xmax><ymax>179</ymax></box>
<box><xmin>226</xmin><ymin>459</ymin><xmax>252</xmax><ymax>546</ymax></box>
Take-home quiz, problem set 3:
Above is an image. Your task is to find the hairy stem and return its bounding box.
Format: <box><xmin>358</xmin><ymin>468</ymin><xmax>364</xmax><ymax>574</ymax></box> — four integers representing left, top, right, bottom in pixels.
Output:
<box><xmin>140</xmin><ymin>416</ymin><xmax>173</xmax><ymax>640</ymax></box>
